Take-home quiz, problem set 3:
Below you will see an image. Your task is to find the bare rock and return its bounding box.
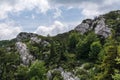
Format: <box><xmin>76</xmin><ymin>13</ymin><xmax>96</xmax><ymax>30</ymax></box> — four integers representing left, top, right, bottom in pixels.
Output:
<box><xmin>75</xmin><ymin>23</ymin><xmax>90</xmax><ymax>34</ymax></box>
<box><xmin>30</xmin><ymin>37</ymin><xmax>41</xmax><ymax>44</ymax></box>
<box><xmin>75</xmin><ymin>17</ymin><xmax>111</xmax><ymax>38</ymax></box>
<box><xmin>75</xmin><ymin>19</ymin><xmax>93</xmax><ymax>34</ymax></box>
<box><xmin>94</xmin><ymin>18</ymin><xmax>111</xmax><ymax>38</ymax></box>
<box><xmin>16</xmin><ymin>42</ymin><xmax>34</xmax><ymax>65</ymax></box>
<box><xmin>47</xmin><ymin>67</ymin><xmax>79</xmax><ymax>80</ymax></box>
<box><xmin>16</xmin><ymin>32</ymin><xmax>38</xmax><ymax>41</ymax></box>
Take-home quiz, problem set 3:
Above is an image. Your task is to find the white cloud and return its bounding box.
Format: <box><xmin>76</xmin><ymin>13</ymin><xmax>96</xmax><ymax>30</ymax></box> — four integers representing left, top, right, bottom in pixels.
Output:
<box><xmin>0</xmin><ymin>3</ymin><xmax>13</xmax><ymax>19</ymax></box>
<box><xmin>34</xmin><ymin>21</ymin><xmax>74</xmax><ymax>36</ymax></box>
<box><xmin>0</xmin><ymin>22</ymin><xmax>22</xmax><ymax>40</ymax></box>
<box><xmin>80</xmin><ymin>2</ymin><xmax>102</xmax><ymax>18</ymax></box>
<box><xmin>0</xmin><ymin>0</ymin><xmax>50</xmax><ymax>19</ymax></box>
<box><xmin>1</xmin><ymin>0</ymin><xmax>119</xmax><ymax>19</ymax></box>
<box><xmin>49</xmin><ymin>0</ymin><xmax>120</xmax><ymax>18</ymax></box>
<box><xmin>53</xmin><ymin>8</ymin><xmax>62</xmax><ymax>18</ymax></box>
<box><xmin>103</xmin><ymin>0</ymin><xmax>120</xmax><ymax>6</ymax></box>
<box><xmin>13</xmin><ymin>0</ymin><xmax>50</xmax><ymax>13</ymax></box>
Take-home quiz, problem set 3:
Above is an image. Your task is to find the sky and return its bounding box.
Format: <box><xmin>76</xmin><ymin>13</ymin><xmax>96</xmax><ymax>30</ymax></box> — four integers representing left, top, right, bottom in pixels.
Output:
<box><xmin>0</xmin><ymin>0</ymin><xmax>120</xmax><ymax>40</ymax></box>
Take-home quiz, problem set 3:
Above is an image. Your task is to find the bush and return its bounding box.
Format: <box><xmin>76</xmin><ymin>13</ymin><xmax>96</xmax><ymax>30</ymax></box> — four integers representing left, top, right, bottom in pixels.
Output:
<box><xmin>83</xmin><ymin>63</ymin><xmax>93</xmax><ymax>70</ymax></box>
<box><xmin>29</xmin><ymin>60</ymin><xmax>47</xmax><ymax>80</ymax></box>
<box><xmin>52</xmin><ymin>71</ymin><xmax>63</xmax><ymax>80</ymax></box>
<box><xmin>76</xmin><ymin>68</ymin><xmax>87</xmax><ymax>75</ymax></box>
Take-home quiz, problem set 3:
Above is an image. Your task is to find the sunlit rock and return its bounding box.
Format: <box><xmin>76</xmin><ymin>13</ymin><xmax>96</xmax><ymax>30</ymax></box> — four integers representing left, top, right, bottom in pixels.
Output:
<box><xmin>30</xmin><ymin>37</ymin><xmax>41</xmax><ymax>44</ymax></box>
<box><xmin>47</xmin><ymin>67</ymin><xmax>79</xmax><ymax>80</ymax></box>
<box><xmin>94</xmin><ymin>17</ymin><xmax>111</xmax><ymax>38</ymax></box>
<box><xmin>16</xmin><ymin>42</ymin><xmax>34</xmax><ymax>65</ymax></box>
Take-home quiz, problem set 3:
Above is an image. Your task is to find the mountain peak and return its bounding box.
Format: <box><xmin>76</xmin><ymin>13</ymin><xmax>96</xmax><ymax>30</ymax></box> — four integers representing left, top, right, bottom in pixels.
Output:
<box><xmin>75</xmin><ymin>16</ymin><xmax>111</xmax><ymax>38</ymax></box>
<box><xmin>16</xmin><ymin>32</ymin><xmax>39</xmax><ymax>41</ymax></box>
<box><xmin>74</xmin><ymin>10</ymin><xmax>120</xmax><ymax>38</ymax></box>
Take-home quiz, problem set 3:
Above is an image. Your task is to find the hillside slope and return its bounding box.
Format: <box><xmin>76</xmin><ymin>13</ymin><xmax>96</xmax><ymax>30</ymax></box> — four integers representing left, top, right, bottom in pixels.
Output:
<box><xmin>0</xmin><ymin>10</ymin><xmax>120</xmax><ymax>80</ymax></box>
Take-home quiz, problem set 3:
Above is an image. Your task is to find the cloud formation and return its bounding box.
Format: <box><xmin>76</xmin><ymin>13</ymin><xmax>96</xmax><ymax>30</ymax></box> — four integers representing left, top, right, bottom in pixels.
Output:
<box><xmin>49</xmin><ymin>0</ymin><xmax>120</xmax><ymax>18</ymax></box>
<box><xmin>0</xmin><ymin>0</ymin><xmax>50</xmax><ymax>19</ymax></box>
<box><xmin>0</xmin><ymin>22</ymin><xmax>22</xmax><ymax>40</ymax></box>
<box><xmin>34</xmin><ymin>21</ymin><xmax>74</xmax><ymax>36</ymax></box>
<box><xmin>53</xmin><ymin>8</ymin><xmax>62</xmax><ymax>19</ymax></box>
<box><xmin>0</xmin><ymin>0</ymin><xmax>120</xmax><ymax>19</ymax></box>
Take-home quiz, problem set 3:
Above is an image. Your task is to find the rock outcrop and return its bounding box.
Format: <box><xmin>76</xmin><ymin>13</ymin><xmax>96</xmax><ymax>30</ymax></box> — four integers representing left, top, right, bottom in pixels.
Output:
<box><xmin>94</xmin><ymin>17</ymin><xmax>111</xmax><ymax>38</ymax></box>
<box><xmin>75</xmin><ymin>19</ymin><xmax>92</xmax><ymax>34</ymax></box>
<box><xmin>75</xmin><ymin>17</ymin><xmax>111</xmax><ymax>38</ymax></box>
<box><xmin>16</xmin><ymin>42</ymin><xmax>34</xmax><ymax>65</ymax></box>
<box><xmin>30</xmin><ymin>36</ymin><xmax>49</xmax><ymax>46</ymax></box>
<box><xmin>30</xmin><ymin>37</ymin><xmax>41</xmax><ymax>44</ymax></box>
<box><xmin>16</xmin><ymin>32</ymin><xmax>38</xmax><ymax>41</ymax></box>
<box><xmin>47</xmin><ymin>67</ymin><xmax>79</xmax><ymax>80</ymax></box>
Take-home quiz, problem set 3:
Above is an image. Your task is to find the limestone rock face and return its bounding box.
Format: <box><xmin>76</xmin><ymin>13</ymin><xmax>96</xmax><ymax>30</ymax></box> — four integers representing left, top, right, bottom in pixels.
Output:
<box><xmin>16</xmin><ymin>42</ymin><xmax>34</xmax><ymax>65</ymax></box>
<box><xmin>47</xmin><ymin>67</ymin><xmax>79</xmax><ymax>80</ymax></box>
<box><xmin>75</xmin><ymin>19</ymin><xmax>92</xmax><ymax>34</ymax></box>
<box><xmin>30</xmin><ymin>36</ymin><xmax>49</xmax><ymax>47</ymax></box>
<box><xmin>75</xmin><ymin>17</ymin><xmax>111</xmax><ymax>38</ymax></box>
<box><xmin>30</xmin><ymin>37</ymin><xmax>41</xmax><ymax>44</ymax></box>
<box><xmin>94</xmin><ymin>18</ymin><xmax>111</xmax><ymax>38</ymax></box>
<box><xmin>61</xmin><ymin>71</ymin><xmax>79</xmax><ymax>80</ymax></box>
<box><xmin>16</xmin><ymin>32</ymin><xmax>38</xmax><ymax>41</ymax></box>
<box><xmin>75</xmin><ymin>23</ymin><xmax>90</xmax><ymax>34</ymax></box>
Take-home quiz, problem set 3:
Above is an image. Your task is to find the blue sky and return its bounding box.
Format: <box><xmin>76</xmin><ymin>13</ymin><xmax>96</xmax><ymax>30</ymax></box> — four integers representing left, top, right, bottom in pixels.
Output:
<box><xmin>0</xmin><ymin>0</ymin><xmax>120</xmax><ymax>40</ymax></box>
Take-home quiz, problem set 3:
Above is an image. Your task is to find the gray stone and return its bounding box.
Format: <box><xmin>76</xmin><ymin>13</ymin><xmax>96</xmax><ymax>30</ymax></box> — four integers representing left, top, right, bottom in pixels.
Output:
<box><xmin>47</xmin><ymin>67</ymin><xmax>79</xmax><ymax>80</ymax></box>
<box><xmin>42</xmin><ymin>41</ymin><xmax>49</xmax><ymax>47</ymax></box>
<box><xmin>75</xmin><ymin>23</ymin><xmax>90</xmax><ymax>34</ymax></box>
<box><xmin>16</xmin><ymin>42</ymin><xmax>34</xmax><ymax>65</ymax></box>
<box><xmin>16</xmin><ymin>32</ymin><xmax>38</xmax><ymax>41</ymax></box>
<box><xmin>75</xmin><ymin>19</ymin><xmax>93</xmax><ymax>34</ymax></box>
<box><xmin>94</xmin><ymin>18</ymin><xmax>111</xmax><ymax>38</ymax></box>
<box><xmin>117</xmin><ymin>17</ymin><xmax>120</xmax><ymax>20</ymax></box>
<box><xmin>75</xmin><ymin>17</ymin><xmax>111</xmax><ymax>38</ymax></box>
<box><xmin>30</xmin><ymin>37</ymin><xmax>41</xmax><ymax>44</ymax></box>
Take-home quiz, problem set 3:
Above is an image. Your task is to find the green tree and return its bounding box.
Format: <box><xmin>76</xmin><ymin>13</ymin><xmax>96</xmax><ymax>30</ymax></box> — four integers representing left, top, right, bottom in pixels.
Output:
<box><xmin>52</xmin><ymin>71</ymin><xmax>63</xmax><ymax>80</ymax></box>
<box><xmin>112</xmin><ymin>69</ymin><xmax>120</xmax><ymax>80</ymax></box>
<box><xmin>16</xmin><ymin>65</ymin><xmax>29</xmax><ymax>80</ymax></box>
<box><xmin>49</xmin><ymin>41</ymin><xmax>57</xmax><ymax>63</ymax></box>
<box><xmin>29</xmin><ymin>60</ymin><xmax>47</xmax><ymax>80</ymax></box>
<box><xmin>77</xmin><ymin>32</ymin><xmax>98</xmax><ymax>59</ymax></box>
<box><xmin>96</xmin><ymin>44</ymin><xmax>117</xmax><ymax>80</ymax></box>
<box><xmin>112</xmin><ymin>45</ymin><xmax>120</xmax><ymax>80</ymax></box>
<box><xmin>89</xmin><ymin>41</ymin><xmax>102</xmax><ymax>60</ymax></box>
<box><xmin>68</xmin><ymin>32</ymin><xmax>80</xmax><ymax>53</ymax></box>
<box><xmin>0</xmin><ymin>50</ymin><xmax>20</xmax><ymax>80</ymax></box>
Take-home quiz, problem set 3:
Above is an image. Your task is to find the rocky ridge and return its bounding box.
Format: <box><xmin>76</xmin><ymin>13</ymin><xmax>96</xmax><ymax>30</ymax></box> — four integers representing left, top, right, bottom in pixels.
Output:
<box><xmin>75</xmin><ymin>17</ymin><xmax>111</xmax><ymax>38</ymax></box>
<box><xmin>16</xmin><ymin>32</ymin><xmax>38</xmax><ymax>41</ymax></box>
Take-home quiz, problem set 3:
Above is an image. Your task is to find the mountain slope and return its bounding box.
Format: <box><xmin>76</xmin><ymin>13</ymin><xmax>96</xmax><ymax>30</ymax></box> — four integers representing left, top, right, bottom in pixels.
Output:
<box><xmin>0</xmin><ymin>10</ymin><xmax>120</xmax><ymax>80</ymax></box>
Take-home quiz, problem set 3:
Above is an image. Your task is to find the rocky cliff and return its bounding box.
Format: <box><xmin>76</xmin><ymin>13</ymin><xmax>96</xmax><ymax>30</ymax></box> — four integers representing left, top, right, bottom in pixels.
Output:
<box><xmin>16</xmin><ymin>42</ymin><xmax>34</xmax><ymax>65</ymax></box>
<box><xmin>75</xmin><ymin>17</ymin><xmax>111</xmax><ymax>38</ymax></box>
